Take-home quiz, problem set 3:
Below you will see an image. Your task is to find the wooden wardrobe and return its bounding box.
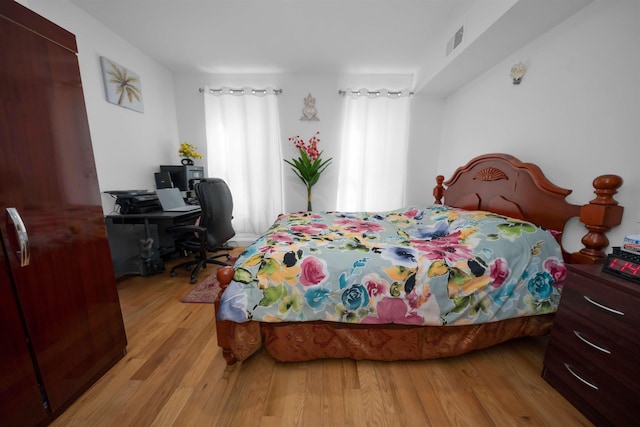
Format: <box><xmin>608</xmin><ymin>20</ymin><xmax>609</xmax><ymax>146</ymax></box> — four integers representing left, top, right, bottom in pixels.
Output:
<box><xmin>0</xmin><ymin>1</ymin><xmax>127</xmax><ymax>425</ymax></box>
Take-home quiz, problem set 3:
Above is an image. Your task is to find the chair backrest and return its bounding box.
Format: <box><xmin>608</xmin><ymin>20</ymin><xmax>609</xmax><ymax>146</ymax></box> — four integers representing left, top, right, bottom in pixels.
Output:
<box><xmin>194</xmin><ymin>178</ymin><xmax>235</xmax><ymax>248</ymax></box>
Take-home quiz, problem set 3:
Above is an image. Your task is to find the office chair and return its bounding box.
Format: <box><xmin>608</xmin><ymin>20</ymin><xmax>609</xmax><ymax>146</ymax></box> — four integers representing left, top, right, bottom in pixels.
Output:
<box><xmin>168</xmin><ymin>178</ymin><xmax>235</xmax><ymax>284</ymax></box>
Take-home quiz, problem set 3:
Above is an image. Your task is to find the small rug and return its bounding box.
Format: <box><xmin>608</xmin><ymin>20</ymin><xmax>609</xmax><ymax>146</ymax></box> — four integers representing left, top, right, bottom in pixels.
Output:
<box><xmin>180</xmin><ymin>273</ymin><xmax>222</xmax><ymax>304</ymax></box>
<box><xmin>179</xmin><ymin>259</ymin><xmax>236</xmax><ymax>304</ymax></box>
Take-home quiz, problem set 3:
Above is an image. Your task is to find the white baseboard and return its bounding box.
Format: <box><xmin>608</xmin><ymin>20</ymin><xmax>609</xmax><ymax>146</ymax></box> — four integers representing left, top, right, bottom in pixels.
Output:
<box><xmin>227</xmin><ymin>233</ymin><xmax>259</xmax><ymax>246</ymax></box>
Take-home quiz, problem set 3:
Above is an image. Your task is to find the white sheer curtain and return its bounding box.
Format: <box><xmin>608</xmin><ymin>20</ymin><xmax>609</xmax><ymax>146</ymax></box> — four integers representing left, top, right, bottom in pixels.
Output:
<box><xmin>336</xmin><ymin>89</ymin><xmax>411</xmax><ymax>212</ymax></box>
<box><xmin>204</xmin><ymin>87</ymin><xmax>284</xmax><ymax>235</ymax></box>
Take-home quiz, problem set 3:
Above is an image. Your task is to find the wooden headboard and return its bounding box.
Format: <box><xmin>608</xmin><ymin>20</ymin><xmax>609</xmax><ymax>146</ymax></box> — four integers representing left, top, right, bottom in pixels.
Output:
<box><xmin>433</xmin><ymin>153</ymin><xmax>623</xmax><ymax>263</ymax></box>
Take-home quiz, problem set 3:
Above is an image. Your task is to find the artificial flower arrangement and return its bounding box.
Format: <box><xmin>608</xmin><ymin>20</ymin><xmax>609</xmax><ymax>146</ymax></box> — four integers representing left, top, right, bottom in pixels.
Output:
<box><xmin>284</xmin><ymin>131</ymin><xmax>332</xmax><ymax>211</ymax></box>
<box><xmin>178</xmin><ymin>142</ymin><xmax>202</xmax><ymax>165</ymax></box>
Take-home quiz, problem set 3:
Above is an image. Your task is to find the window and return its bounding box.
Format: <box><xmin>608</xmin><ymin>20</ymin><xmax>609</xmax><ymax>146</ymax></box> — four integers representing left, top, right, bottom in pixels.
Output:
<box><xmin>203</xmin><ymin>87</ymin><xmax>284</xmax><ymax>234</ymax></box>
<box><xmin>336</xmin><ymin>89</ymin><xmax>411</xmax><ymax>211</ymax></box>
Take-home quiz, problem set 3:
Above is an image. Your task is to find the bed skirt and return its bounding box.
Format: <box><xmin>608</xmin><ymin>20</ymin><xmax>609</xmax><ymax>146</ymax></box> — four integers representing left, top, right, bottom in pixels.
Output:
<box><xmin>222</xmin><ymin>314</ymin><xmax>555</xmax><ymax>363</ymax></box>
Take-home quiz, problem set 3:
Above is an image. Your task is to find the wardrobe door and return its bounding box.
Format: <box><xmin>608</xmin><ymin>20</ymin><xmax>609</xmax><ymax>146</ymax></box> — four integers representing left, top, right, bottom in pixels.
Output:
<box><xmin>0</xmin><ymin>2</ymin><xmax>127</xmax><ymax>415</ymax></box>
<box><xmin>0</xmin><ymin>247</ymin><xmax>49</xmax><ymax>426</ymax></box>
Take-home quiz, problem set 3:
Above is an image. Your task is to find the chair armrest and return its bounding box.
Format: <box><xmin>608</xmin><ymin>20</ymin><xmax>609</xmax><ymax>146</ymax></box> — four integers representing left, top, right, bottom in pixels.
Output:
<box><xmin>169</xmin><ymin>224</ymin><xmax>208</xmax><ymax>247</ymax></box>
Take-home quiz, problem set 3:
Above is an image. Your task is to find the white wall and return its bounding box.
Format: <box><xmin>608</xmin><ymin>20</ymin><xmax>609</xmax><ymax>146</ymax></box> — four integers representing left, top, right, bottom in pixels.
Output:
<box><xmin>26</xmin><ymin>0</ymin><xmax>181</xmax><ymax>214</ymax></box>
<box><xmin>22</xmin><ymin>0</ymin><xmax>638</xmax><ymax>257</ymax></box>
<box><xmin>437</xmin><ymin>0</ymin><xmax>640</xmax><ymax>253</ymax></box>
<box><xmin>19</xmin><ymin>0</ymin><xmax>448</xmax><ymax>219</ymax></box>
<box><xmin>405</xmin><ymin>95</ymin><xmax>446</xmax><ymax>205</ymax></box>
<box><xmin>414</xmin><ymin>0</ymin><xmax>517</xmax><ymax>92</ymax></box>
<box><xmin>172</xmin><ymin>72</ymin><xmax>415</xmax><ymax>214</ymax></box>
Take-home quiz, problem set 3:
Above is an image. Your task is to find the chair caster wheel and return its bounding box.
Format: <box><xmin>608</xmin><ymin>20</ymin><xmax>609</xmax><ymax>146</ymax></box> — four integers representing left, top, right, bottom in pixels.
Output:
<box><xmin>170</xmin><ymin>271</ymin><xmax>177</xmax><ymax>277</ymax></box>
<box><xmin>190</xmin><ymin>278</ymin><xmax>197</xmax><ymax>284</ymax></box>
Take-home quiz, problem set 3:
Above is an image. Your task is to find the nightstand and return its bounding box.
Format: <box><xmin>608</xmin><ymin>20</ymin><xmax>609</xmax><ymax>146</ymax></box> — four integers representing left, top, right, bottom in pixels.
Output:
<box><xmin>542</xmin><ymin>264</ymin><xmax>640</xmax><ymax>426</ymax></box>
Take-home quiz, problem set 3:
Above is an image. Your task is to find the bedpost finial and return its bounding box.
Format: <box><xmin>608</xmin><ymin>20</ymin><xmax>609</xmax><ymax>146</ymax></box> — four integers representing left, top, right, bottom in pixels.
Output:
<box><xmin>217</xmin><ymin>266</ymin><xmax>235</xmax><ymax>287</ymax></box>
<box><xmin>591</xmin><ymin>174</ymin><xmax>623</xmax><ymax>206</ymax></box>
<box><xmin>433</xmin><ymin>175</ymin><xmax>445</xmax><ymax>204</ymax></box>
<box><xmin>571</xmin><ymin>174</ymin><xmax>624</xmax><ymax>263</ymax></box>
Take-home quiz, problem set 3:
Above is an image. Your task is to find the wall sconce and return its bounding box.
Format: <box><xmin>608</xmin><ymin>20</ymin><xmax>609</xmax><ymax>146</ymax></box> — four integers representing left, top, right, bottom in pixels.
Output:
<box><xmin>510</xmin><ymin>62</ymin><xmax>526</xmax><ymax>85</ymax></box>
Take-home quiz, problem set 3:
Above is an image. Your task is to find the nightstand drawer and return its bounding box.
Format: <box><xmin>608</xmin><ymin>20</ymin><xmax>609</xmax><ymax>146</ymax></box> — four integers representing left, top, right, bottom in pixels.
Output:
<box><xmin>559</xmin><ymin>273</ymin><xmax>639</xmax><ymax>341</ymax></box>
<box><xmin>543</xmin><ymin>346</ymin><xmax>638</xmax><ymax>426</ymax></box>
<box><xmin>550</xmin><ymin>307</ymin><xmax>639</xmax><ymax>394</ymax></box>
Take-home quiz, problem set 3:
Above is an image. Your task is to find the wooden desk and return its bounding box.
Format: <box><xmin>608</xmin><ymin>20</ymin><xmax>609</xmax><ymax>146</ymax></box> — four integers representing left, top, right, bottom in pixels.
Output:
<box><xmin>105</xmin><ymin>208</ymin><xmax>201</xmax><ymax>277</ymax></box>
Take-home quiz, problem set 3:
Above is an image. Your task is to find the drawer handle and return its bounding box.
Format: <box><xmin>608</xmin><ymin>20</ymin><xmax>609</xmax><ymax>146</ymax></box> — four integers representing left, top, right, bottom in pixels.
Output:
<box><xmin>583</xmin><ymin>295</ymin><xmax>624</xmax><ymax>316</ymax></box>
<box><xmin>573</xmin><ymin>330</ymin><xmax>611</xmax><ymax>354</ymax></box>
<box><xmin>564</xmin><ymin>363</ymin><xmax>599</xmax><ymax>390</ymax></box>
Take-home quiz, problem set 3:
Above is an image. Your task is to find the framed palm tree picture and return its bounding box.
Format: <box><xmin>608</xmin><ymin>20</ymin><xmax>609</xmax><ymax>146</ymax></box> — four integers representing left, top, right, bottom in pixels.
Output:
<box><xmin>100</xmin><ymin>56</ymin><xmax>144</xmax><ymax>113</ymax></box>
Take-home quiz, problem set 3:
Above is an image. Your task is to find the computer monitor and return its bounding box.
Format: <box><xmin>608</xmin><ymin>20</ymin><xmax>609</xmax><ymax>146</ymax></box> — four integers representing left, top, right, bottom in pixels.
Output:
<box><xmin>159</xmin><ymin>165</ymin><xmax>204</xmax><ymax>191</ymax></box>
<box><xmin>154</xmin><ymin>171</ymin><xmax>173</xmax><ymax>189</ymax></box>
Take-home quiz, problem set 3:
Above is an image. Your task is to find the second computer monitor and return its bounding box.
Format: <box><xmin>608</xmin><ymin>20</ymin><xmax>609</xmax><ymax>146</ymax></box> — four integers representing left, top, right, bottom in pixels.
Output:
<box><xmin>154</xmin><ymin>171</ymin><xmax>174</xmax><ymax>189</ymax></box>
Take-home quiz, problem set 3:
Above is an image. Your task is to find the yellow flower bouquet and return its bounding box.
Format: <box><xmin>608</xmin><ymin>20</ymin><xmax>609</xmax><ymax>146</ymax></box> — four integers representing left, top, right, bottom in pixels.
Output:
<box><xmin>178</xmin><ymin>142</ymin><xmax>202</xmax><ymax>165</ymax></box>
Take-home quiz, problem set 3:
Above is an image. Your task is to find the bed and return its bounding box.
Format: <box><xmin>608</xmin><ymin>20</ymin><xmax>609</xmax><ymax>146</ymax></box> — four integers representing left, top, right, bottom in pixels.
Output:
<box><xmin>213</xmin><ymin>153</ymin><xmax>623</xmax><ymax>364</ymax></box>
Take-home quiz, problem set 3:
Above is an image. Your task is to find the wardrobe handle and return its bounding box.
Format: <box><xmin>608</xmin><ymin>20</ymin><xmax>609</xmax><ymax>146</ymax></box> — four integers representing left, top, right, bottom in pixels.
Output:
<box><xmin>573</xmin><ymin>330</ymin><xmax>611</xmax><ymax>354</ymax></box>
<box><xmin>583</xmin><ymin>295</ymin><xmax>624</xmax><ymax>316</ymax></box>
<box><xmin>6</xmin><ymin>208</ymin><xmax>30</xmax><ymax>267</ymax></box>
<box><xmin>564</xmin><ymin>363</ymin><xmax>598</xmax><ymax>390</ymax></box>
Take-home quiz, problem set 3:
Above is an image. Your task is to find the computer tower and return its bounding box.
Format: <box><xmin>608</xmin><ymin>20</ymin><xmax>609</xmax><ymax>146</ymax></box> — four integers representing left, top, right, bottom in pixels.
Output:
<box><xmin>159</xmin><ymin>165</ymin><xmax>204</xmax><ymax>191</ymax></box>
<box><xmin>105</xmin><ymin>220</ymin><xmax>165</xmax><ymax>277</ymax></box>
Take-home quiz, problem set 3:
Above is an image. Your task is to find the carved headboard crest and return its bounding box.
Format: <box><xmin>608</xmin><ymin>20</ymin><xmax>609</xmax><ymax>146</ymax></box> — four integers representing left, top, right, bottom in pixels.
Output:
<box><xmin>474</xmin><ymin>167</ymin><xmax>508</xmax><ymax>182</ymax></box>
<box><xmin>433</xmin><ymin>153</ymin><xmax>624</xmax><ymax>264</ymax></box>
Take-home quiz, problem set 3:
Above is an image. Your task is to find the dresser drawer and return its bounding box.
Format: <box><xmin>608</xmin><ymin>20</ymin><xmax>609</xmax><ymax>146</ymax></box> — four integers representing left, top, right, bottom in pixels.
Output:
<box><xmin>543</xmin><ymin>345</ymin><xmax>639</xmax><ymax>426</ymax></box>
<box><xmin>550</xmin><ymin>306</ymin><xmax>639</xmax><ymax>395</ymax></box>
<box><xmin>560</xmin><ymin>271</ymin><xmax>639</xmax><ymax>342</ymax></box>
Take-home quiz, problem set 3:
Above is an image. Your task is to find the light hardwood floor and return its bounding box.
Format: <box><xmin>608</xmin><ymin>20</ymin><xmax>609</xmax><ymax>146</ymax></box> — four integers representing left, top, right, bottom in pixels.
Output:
<box><xmin>52</xmin><ymin>247</ymin><xmax>593</xmax><ymax>426</ymax></box>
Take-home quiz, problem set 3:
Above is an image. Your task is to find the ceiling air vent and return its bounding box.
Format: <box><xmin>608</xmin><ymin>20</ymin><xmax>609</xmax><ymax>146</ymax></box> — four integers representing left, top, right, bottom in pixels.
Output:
<box><xmin>445</xmin><ymin>25</ymin><xmax>464</xmax><ymax>56</ymax></box>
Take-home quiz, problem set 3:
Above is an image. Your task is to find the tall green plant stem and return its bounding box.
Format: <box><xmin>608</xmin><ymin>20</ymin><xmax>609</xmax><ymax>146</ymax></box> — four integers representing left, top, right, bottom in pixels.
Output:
<box><xmin>284</xmin><ymin>148</ymin><xmax>332</xmax><ymax>212</ymax></box>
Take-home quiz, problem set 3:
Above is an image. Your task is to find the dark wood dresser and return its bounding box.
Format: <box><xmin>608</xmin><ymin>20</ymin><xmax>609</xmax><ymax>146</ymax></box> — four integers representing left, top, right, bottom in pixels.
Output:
<box><xmin>542</xmin><ymin>263</ymin><xmax>639</xmax><ymax>426</ymax></box>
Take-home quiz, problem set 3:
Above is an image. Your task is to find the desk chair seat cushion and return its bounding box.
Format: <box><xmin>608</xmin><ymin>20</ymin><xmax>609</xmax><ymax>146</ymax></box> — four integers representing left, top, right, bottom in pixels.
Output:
<box><xmin>168</xmin><ymin>178</ymin><xmax>236</xmax><ymax>283</ymax></box>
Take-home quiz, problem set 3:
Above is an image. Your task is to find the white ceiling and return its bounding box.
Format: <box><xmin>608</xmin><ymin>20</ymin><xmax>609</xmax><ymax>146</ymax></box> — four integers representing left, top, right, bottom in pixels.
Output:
<box><xmin>68</xmin><ymin>0</ymin><xmax>476</xmax><ymax>75</ymax></box>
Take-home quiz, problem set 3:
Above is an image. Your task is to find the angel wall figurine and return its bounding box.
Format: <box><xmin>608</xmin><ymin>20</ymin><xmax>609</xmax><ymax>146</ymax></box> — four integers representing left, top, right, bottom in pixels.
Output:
<box><xmin>300</xmin><ymin>93</ymin><xmax>319</xmax><ymax>121</ymax></box>
<box><xmin>510</xmin><ymin>62</ymin><xmax>526</xmax><ymax>85</ymax></box>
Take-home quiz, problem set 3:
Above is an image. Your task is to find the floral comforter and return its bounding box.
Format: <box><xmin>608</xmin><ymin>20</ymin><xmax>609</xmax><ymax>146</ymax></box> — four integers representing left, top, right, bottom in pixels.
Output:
<box><xmin>218</xmin><ymin>205</ymin><xmax>566</xmax><ymax>326</ymax></box>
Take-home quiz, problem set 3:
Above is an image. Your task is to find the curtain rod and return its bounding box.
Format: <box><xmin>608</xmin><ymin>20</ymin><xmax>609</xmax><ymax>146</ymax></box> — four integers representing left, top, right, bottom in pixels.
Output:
<box><xmin>199</xmin><ymin>87</ymin><xmax>282</xmax><ymax>95</ymax></box>
<box><xmin>338</xmin><ymin>89</ymin><xmax>413</xmax><ymax>97</ymax></box>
